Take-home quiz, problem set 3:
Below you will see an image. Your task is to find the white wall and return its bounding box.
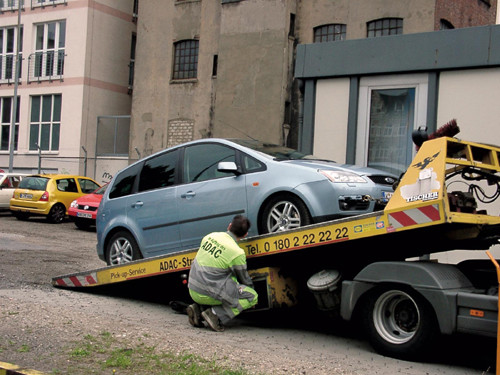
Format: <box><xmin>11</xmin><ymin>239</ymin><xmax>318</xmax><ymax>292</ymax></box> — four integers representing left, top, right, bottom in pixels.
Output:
<box><xmin>429</xmin><ymin>67</ymin><xmax>500</xmax><ymax>263</ymax></box>
<box><xmin>313</xmin><ymin>78</ymin><xmax>350</xmax><ymax>162</ymax></box>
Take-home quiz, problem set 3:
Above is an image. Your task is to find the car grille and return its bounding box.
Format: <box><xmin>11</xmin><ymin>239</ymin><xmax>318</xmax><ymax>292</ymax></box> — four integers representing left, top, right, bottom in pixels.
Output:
<box><xmin>367</xmin><ymin>175</ymin><xmax>396</xmax><ymax>186</ymax></box>
<box><xmin>77</xmin><ymin>205</ymin><xmax>98</xmax><ymax>212</ymax></box>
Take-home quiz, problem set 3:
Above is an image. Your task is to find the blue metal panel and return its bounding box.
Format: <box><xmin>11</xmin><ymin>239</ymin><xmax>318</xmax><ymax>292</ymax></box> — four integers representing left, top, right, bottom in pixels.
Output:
<box><xmin>295</xmin><ymin>25</ymin><xmax>500</xmax><ymax>79</ymax></box>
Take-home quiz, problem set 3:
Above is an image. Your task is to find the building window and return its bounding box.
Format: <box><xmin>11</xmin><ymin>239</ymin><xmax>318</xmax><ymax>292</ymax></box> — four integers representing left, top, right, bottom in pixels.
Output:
<box><xmin>1</xmin><ymin>0</ymin><xmax>24</xmax><ymax>12</ymax></box>
<box><xmin>96</xmin><ymin>115</ymin><xmax>130</xmax><ymax>156</ymax></box>
<box><xmin>440</xmin><ymin>19</ymin><xmax>454</xmax><ymax>30</ymax></box>
<box><xmin>313</xmin><ymin>24</ymin><xmax>346</xmax><ymax>42</ymax></box>
<box><xmin>31</xmin><ymin>0</ymin><xmax>67</xmax><ymax>8</ymax></box>
<box><xmin>172</xmin><ymin>39</ymin><xmax>199</xmax><ymax>80</ymax></box>
<box><xmin>29</xmin><ymin>94</ymin><xmax>61</xmax><ymax>151</ymax></box>
<box><xmin>128</xmin><ymin>33</ymin><xmax>136</xmax><ymax>92</ymax></box>
<box><xmin>289</xmin><ymin>13</ymin><xmax>295</xmax><ymax>38</ymax></box>
<box><xmin>212</xmin><ymin>55</ymin><xmax>218</xmax><ymax>77</ymax></box>
<box><xmin>367</xmin><ymin>18</ymin><xmax>403</xmax><ymax>37</ymax></box>
<box><xmin>356</xmin><ymin>74</ymin><xmax>428</xmax><ymax>176</ymax></box>
<box><xmin>133</xmin><ymin>0</ymin><xmax>139</xmax><ymax>21</ymax></box>
<box><xmin>0</xmin><ymin>26</ymin><xmax>23</xmax><ymax>83</ymax></box>
<box><xmin>0</xmin><ymin>97</ymin><xmax>19</xmax><ymax>151</ymax></box>
<box><xmin>29</xmin><ymin>20</ymin><xmax>65</xmax><ymax>82</ymax></box>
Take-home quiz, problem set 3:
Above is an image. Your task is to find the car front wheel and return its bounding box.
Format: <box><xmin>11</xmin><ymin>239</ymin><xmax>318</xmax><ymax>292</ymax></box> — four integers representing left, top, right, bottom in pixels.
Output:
<box><xmin>260</xmin><ymin>194</ymin><xmax>311</xmax><ymax>234</ymax></box>
<box><xmin>106</xmin><ymin>231</ymin><xmax>142</xmax><ymax>265</ymax></box>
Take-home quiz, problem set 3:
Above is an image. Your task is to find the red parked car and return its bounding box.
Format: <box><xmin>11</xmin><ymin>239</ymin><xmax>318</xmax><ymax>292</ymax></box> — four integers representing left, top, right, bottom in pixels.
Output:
<box><xmin>68</xmin><ymin>184</ymin><xmax>108</xmax><ymax>229</ymax></box>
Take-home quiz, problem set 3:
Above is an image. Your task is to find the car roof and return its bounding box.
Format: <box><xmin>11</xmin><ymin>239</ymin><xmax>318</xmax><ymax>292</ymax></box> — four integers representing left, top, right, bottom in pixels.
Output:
<box><xmin>0</xmin><ymin>172</ymin><xmax>30</xmax><ymax>176</ymax></box>
<box><xmin>28</xmin><ymin>174</ymin><xmax>96</xmax><ymax>179</ymax></box>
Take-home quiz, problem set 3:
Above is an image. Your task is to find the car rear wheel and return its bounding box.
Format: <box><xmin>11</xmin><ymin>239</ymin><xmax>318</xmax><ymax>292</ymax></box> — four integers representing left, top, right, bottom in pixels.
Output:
<box><xmin>106</xmin><ymin>231</ymin><xmax>142</xmax><ymax>265</ymax></box>
<box><xmin>260</xmin><ymin>194</ymin><xmax>311</xmax><ymax>234</ymax></box>
<box><xmin>47</xmin><ymin>204</ymin><xmax>66</xmax><ymax>223</ymax></box>
<box><xmin>12</xmin><ymin>211</ymin><xmax>29</xmax><ymax>220</ymax></box>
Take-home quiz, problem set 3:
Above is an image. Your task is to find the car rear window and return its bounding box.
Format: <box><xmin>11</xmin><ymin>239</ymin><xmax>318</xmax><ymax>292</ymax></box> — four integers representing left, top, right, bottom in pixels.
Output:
<box><xmin>18</xmin><ymin>176</ymin><xmax>49</xmax><ymax>191</ymax></box>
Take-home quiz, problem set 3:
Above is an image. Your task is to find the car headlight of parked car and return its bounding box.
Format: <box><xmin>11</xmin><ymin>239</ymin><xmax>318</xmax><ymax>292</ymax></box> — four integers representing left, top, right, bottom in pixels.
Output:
<box><xmin>70</xmin><ymin>200</ymin><xmax>78</xmax><ymax>208</ymax></box>
<box><xmin>319</xmin><ymin>170</ymin><xmax>367</xmax><ymax>183</ymax></box>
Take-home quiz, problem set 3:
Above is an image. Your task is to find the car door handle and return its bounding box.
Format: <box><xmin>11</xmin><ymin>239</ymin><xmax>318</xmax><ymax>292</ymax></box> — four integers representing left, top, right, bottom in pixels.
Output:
<box><xmin>181</xmin><ymin>191</ymin><xmax>196</xmax><ymax>199</ymax></box>
<box><xmin>132</xmin><ymin>201</ymin><xmax>144</xmax><ymax>208</ymax></box>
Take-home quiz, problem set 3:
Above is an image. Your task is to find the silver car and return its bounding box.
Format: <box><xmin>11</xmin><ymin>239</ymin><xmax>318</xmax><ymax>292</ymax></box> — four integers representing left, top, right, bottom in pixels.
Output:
<box><xmin>96</xmin><ymin>139</ymin><xmax>396</xmax><ymax>265</ymax></box>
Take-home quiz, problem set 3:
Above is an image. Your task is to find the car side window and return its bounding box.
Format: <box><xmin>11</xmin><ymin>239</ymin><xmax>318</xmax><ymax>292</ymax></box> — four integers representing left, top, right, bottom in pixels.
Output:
<box><xmin>10</xmin><ymin>176</ymin><xmax>22</xmax><ymax>188</ymax></box>
<box><xmin>242</xmin><ymin>154</ymin><xmax>265</xmax><ymax>173</ymax></box>
<box><xmin>109</xmin><ymin>163</ymin><xmax>141</xmax><ymax>199</ymax></box>
<box><xmin>138</xmin><ymin>149</ymin><xmax>178</xmax><ymax>192</ymax></box>
<box><xmin>183</xmin><ymin>144</ymin><xmax>236</xmax><ymax>183</ymax></box>
<box><xmin>58</xmin><ymin>178</ymin><xmax>78</xmax><ymax>193</ymax></box>
<box><xmin>79</xmin><ymin>179</ymin><xmax>100</xmax><ymax>194</ymax></box>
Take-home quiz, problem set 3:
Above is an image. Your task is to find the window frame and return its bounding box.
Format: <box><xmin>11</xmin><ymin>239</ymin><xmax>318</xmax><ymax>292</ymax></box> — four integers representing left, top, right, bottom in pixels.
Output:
<box><xmin>367</xmin><ymin>18</ymin><xmax>403</xmax><ymax>38</ymax></box>
<box><xmin>0</xmin><ymin>25</ymin><xmax>23</xmax><ymax>83</ymax></box>
<box><xmin>31</xmin><ymin>20</ymin><xmax>66</xmax><ymax>81</ymax></box>
<box><xmin>0</xmin><ymin>96</ymin><xmax>19</xmax><ymax>152</ymax></box>
<box><xmin>172</xmin><ymin>39</ymin><xmax>199</xmax><ymax>80</ymax></box>
<box><xmin>29</xmin><ymin>93</ymin><xmax>62</xmax><ymax>152</ymax></box>
<box><xmin>355</xmin><ymin>74</ymin><xmax>428</xmax><ymax>175</ymax></box>
<box><xmin>313</xmin><ymin>24</ymin><xmax>346</xmax><ymax>43</ymax></box>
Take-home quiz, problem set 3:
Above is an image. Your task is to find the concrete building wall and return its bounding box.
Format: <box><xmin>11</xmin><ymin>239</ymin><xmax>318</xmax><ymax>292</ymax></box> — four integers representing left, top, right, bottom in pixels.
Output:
<box><xmin>213</xmin><ymin>0</ymin><xmax>294</xmax><ymax>144</ymax></box>
<box><xmin>131</xmin><ymin>0</ymin><xmax>296</xmax><ymax>155</ymax></box>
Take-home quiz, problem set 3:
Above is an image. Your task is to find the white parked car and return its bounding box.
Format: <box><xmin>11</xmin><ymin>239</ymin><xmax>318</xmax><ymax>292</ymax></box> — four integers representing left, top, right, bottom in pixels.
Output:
<box><xmin>0</xmin><ymin>172</ymin><xmax>28</xmax><ymax>209</ymax></box>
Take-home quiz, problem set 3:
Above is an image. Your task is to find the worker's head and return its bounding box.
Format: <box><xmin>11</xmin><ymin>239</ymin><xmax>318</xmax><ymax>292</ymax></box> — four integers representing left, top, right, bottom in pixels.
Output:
<box><xmin>228</xmin><ymin>215</ymin><xmax>251</xmax><ymax>239</ymax></box>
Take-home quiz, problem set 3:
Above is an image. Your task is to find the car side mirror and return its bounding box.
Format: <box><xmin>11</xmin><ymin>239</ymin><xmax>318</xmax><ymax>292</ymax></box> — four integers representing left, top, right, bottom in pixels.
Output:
<box><xmin>218</xmin><ymin>161</ymin><xmax>241</xmax><ymax>176</ymax></box>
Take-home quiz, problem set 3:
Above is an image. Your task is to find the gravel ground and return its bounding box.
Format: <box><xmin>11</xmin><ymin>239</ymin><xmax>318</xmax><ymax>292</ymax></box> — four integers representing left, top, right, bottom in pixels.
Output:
<box><xmin>0</xmin><ymin>212</ymin><xmax>496</xmax><ymax>374</ymax></box>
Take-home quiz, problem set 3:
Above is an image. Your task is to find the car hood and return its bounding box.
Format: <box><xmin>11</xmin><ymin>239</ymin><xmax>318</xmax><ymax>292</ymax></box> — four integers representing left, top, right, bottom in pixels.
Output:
<box><xmin>76</xmin><ymin>193</ymin><xmax>103</xmax><ymax>206</ymax></box>
<box><xmin>282</xmin><ymin>159</ymin><xmax>397</xmax><ymax>177</ymax></box>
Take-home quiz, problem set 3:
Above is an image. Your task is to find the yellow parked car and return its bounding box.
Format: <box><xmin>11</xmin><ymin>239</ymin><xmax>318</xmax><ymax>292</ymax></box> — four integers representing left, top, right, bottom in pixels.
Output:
<box><xmin>10</xmin><ymin>174</ymin><xmax>101</xmax><ymax>223</ymax></box>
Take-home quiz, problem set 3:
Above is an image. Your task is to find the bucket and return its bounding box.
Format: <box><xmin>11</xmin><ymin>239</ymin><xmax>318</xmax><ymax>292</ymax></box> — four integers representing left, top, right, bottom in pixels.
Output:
<box><xmin>307</xmin><ymin>269</ymin><xmax>341</xmax><ymax>311</ymax></box>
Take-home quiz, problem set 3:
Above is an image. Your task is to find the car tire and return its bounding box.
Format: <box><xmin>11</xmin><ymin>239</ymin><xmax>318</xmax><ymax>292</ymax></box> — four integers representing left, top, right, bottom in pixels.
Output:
<box><xmin>74</xmin><ymin>219</ymin><xmax>91</xmax><ymax>230</ymax></box>
<box><xmin>12</xmin><ymin>211</ymin><xmax>29</xmax><ymax>220</ymax></box>
<box><xmin>260</xmin><ymin>194</ymin><xmax>311</xmax><ymax>234</ymax></box>
<box><xmin>106</xmin><ymin>231</ymin><xmax>143</xmax><ymax>265</ymax></box>
<box><xmin>47</xmin><ymin>204</ymin><xmax>66</xmax><ymax>224</ymax></box>
<box><xmin>361</xmin><ymin>286</ymin><xmax>439</xmax><ymax>360</ymax></box>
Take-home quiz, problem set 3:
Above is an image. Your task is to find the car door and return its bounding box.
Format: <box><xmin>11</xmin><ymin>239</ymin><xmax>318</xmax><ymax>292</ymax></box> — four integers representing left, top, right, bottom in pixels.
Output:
<box><xmin>177</xmin><ymin>143</ymin><xmax>248</xmax><ymax>250</ymax></box>
<box><xmin>126</xmin><ymin>148</ymin><xmax>182</xmax><ymax>257</ymax></box>
<box><xmin>0</xmin><ymin>174</ymin><xmax>23</xmax><ymax>208</ymax></box>
<box><xmin>56</xmin><ymin>177</ymin><xmax>82</xmax><ymax>211</ymax></box>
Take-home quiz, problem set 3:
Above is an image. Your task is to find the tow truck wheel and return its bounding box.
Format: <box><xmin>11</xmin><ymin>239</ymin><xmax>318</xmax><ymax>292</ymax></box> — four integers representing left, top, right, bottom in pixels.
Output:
<box><xmin>362</xmin><ymin>286</ymin><xmax>438</xmax><ymax>360</ymax></box>
<box><xmin>260</xmin><ymin>194</ymin><xmax>311</xmax><ymax>234</ymax></box>
<box><xmin>106</xmin><ymin>231</ymin><xmax>142</xmax><ymax>265</ymax></box>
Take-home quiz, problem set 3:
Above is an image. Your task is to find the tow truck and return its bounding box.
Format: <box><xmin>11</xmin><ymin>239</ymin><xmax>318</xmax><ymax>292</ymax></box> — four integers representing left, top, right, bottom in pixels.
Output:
<box><xmin>52</xmin><ymin>134</ymin><xmax>500</xmax><ymax>360</ymax></box>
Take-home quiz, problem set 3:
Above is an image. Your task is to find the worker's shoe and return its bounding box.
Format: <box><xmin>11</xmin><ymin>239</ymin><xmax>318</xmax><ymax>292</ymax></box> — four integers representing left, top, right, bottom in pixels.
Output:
<box><xmin>187</xmin><ymin>303</ymin><xmax>203</xmax><ymax>328</ymax></box>
<box><xmin>201</xmin><ymin>308</ymin><xmax>225</xmax><ymax>332</ymax></box>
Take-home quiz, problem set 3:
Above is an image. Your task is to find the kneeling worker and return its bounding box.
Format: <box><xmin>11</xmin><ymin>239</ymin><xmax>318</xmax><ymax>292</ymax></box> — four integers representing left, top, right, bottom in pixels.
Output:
<box><xmin>187</xmin><ymin>215</ymin><xmax>258</xmax><ymax>332</ymax></box>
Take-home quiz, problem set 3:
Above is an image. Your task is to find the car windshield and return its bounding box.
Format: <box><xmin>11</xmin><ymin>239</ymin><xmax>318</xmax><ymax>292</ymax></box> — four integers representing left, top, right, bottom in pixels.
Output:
<box><xmin>94</xmin><ymin>184</ymin><xmax>108</xmax><ymax>195</ymax></box>
<box><xmin>18</xmin><ymin>176</ymin><xmax>49</xmax><ymax>191</ymax></box>
<box><xmin>231</xmin><ymin>139</ymin><xmax>326</xmax><ymax>161</ymax></box>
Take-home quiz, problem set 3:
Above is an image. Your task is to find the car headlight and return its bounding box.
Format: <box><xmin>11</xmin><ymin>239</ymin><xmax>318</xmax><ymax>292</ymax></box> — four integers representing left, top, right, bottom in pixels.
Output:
<box><xmin>319</xmin><ymin>170</ymin><xmax>367</xmax><ymax>183</ymax></box>
<box><xmin>70</xmin><ymin>200</ymin><xmax>78</xmax><ymax>208</ymax></box>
